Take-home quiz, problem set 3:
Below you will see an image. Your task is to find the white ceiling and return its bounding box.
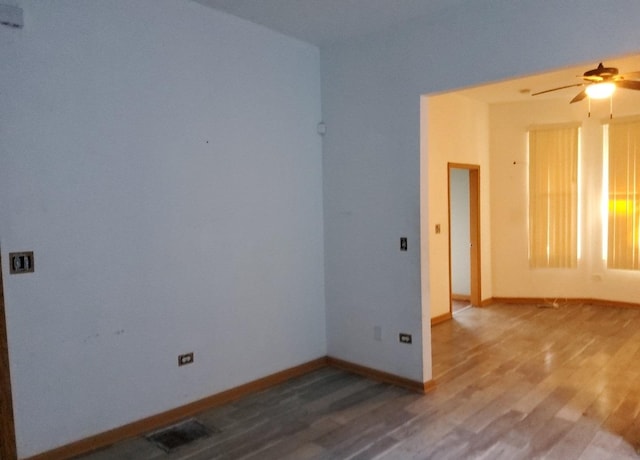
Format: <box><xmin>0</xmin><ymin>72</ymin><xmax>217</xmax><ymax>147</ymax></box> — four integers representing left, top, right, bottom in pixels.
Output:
<box><xmin>458</xmin><ymin>54</ymin><xmax>640</xmax><ymax>104</ymax></box>
<box><xmin>195</xmin><ymin>0</ymin><xmax>640</xmax><ymax>104</ymax></box>
<box><xmin>193</xmin><ymin>0</ymin><xmax>467</xmax><ymax>47</ymax></box>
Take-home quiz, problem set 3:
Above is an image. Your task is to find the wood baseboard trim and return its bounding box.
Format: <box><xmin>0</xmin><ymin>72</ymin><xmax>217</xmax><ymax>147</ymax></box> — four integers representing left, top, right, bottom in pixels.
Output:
<box><xmin>27</xmin><ymin>353</ymin><xmax>440</xmax><ymax>460</ymax></box>
<box><xmin>431</xmin><ymin>312</ymin><xmax>452</xmax><ymax>326</ymax></box>
<box><xmin>491</xmin><ymin>297</ymin><xmax>640</xmax><ymax>309</ymax></box>
<box><xmin>588</xmin><ymin>298</ymin><xmax>640</xmax><ymax>309</ymax></box>
<box><xmin>26</xmin><ymin>357</ymin><xmax>328</xmax><ymax>460</ymax></box>
<box><xmin>326</xmin><ymin>356</ymin><xmax>432</xmax><ymax>394</ymax></box>
<box><xmin>492</xmin><ymin>296</ymin><xmax>548</xmax><ymax>304</ymax></box>
<box><xmin>480</xmin><ymin>298</ymin><xmax>494</xmax><ymax>307</ymax></box>
<box><xmin>422</xmin><ymin>379</ymin><xmax>437</xmax><ymax>393</ymax></box>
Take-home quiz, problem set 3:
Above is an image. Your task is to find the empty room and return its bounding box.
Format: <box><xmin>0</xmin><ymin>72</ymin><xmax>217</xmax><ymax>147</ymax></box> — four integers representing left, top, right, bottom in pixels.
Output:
<box><xmin>2</xmin><ymin>1</ymin><xmax>640</xmax><ymax>459</ymax></box>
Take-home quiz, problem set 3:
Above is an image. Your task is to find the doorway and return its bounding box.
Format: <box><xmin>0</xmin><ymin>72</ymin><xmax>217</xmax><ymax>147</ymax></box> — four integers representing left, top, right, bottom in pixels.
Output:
<box><xmin>1</xmin><ymin>251</ymin><xmax>17</xmax><ymax>459</ymax></box>
<box><xmin>448</xmin><ymin>164</ymin><xmax>481</xmax><ymax>315</ymax></box>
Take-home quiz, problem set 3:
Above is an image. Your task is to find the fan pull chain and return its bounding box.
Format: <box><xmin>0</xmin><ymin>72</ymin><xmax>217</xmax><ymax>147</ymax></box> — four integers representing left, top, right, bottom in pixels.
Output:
<box><xmin>588</xmin><ymin>97</ymin><xmax>591</xmax><ymax>118</ymax></box>
<box><xmin>610</xmin><ymin>95</ymin><xmax>613</xmax><ymax>119</ymax></box>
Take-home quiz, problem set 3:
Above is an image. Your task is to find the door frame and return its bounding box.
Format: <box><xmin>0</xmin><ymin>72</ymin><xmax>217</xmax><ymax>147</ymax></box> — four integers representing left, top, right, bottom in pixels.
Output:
<box><xmin>0</xmin><ymin>251</ymin><xmax>18</xmax><ymax>459</ymax></box>
<box><xmin>447</xmin><ymin>163</ymin><xmax>481</xmax><ymax>313</ymax></box>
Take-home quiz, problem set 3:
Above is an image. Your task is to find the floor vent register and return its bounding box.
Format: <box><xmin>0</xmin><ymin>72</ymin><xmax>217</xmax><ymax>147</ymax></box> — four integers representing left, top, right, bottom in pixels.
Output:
<box><xmin>146</xmin><ymin>419</ymin><xmax>214</xmax><ymax>453</ymax></box>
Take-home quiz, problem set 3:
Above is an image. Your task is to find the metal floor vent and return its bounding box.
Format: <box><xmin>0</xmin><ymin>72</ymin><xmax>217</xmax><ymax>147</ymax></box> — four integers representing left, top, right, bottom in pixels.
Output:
<box><xmin>146</xmin><ymin>419</ymin><xmax>213</xmax><ymax>453</ymax></box>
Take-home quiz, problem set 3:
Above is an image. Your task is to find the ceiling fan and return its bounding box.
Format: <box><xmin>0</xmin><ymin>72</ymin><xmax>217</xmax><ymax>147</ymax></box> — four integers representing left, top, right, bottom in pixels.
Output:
<box><xmin>532</xmin><ymin>62</ymin><xmax>640</xmax><ymax>104</ymax></box>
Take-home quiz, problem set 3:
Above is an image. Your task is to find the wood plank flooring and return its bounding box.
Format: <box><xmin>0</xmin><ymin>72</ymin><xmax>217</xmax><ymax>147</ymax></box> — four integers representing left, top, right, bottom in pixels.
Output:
<box><xmin>76</xmin><ymin>302</ymin><xmax>640</xmax><ymax>459</ymax></box>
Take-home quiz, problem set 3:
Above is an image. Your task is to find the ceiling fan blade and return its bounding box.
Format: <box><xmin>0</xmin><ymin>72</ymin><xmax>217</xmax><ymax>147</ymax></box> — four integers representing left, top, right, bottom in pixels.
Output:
<box><xmin>531</xmin><ymin>83</ymin><xmax>583</xmax><ymax>96</ymax></box>
<box><xmin>616</xmin><ymin>80</ymin><xmax>640</xmax><ymax>90</ymax></box>
<box><xmin>618</xmin><ymin>70</ymin><xmax>640</xmax><ymax>79</ymax></box>
<box><xmin>570</xmin><ymin>90</ymin><xmax>587</xmax><ymax>104</ymax></box>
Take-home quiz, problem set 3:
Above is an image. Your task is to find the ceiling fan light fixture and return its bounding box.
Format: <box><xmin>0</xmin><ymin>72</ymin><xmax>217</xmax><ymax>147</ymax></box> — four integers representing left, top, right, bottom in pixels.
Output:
<box><xmin>585</xmin><ymin>82</ymin><xmax>616</xmax><ymax>99</ymax></box>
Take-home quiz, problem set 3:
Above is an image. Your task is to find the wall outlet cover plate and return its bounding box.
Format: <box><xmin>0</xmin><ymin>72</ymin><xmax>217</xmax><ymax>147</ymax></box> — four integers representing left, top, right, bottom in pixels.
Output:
<box><xmin>9</xmin><ymin>251</ymin><xmax>34</xmax><ymax>274</ymax></box>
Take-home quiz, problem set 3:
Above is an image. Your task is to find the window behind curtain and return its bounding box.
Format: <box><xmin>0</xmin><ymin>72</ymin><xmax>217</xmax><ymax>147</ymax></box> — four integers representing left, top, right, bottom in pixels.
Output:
<box><xmin>528</xmin><ymin>124</ymin><xmax>579</xmax><ymax>268</ymax></box>
<box><xmin>606</xmin><ymin>118</ymin><xmax>640</xmax><ymax>270</ymax></box>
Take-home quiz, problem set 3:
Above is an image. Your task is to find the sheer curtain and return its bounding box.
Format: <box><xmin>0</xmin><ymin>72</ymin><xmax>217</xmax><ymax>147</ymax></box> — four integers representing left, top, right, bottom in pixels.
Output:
<box><xmin>528</xmin><ymin>124</ymin><xmax>579</xmax><ymax>268</ymax></box>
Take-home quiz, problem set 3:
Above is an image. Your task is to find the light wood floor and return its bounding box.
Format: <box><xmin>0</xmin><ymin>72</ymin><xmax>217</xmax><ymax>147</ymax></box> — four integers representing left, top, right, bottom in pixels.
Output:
<box><xmin>77</xmin><ymin>302</ymin><xmax>640</xmax><ymax>459</ymax></box>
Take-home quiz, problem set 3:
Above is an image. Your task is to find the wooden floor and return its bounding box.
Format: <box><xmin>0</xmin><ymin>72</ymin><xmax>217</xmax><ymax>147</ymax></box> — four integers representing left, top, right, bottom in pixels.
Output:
<box><xmin>77</xmin><ymin>302</ymin><xmax>640</xmax><ymax>459</ymax></box>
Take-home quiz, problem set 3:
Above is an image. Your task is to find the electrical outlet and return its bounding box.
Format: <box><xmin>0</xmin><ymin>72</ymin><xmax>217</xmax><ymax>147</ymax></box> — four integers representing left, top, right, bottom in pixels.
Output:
<box><xmin>178</xmin><ymin>352</ymin><xmax>194</xmax><ymax>366</ymax></box>
<box><xmin>399</xmin><ymin>333</ymin><xmax>412</xmax><ymax>344</ymax></box>
<box><xmin>400</xmin><ymin>237</ymin><xmax>408</xmax><ymax>251</ymax></box>
<box><xmin>9</xmin><ymin>251</ymin><xmax>34</xmax><ymax>274</ymax></box>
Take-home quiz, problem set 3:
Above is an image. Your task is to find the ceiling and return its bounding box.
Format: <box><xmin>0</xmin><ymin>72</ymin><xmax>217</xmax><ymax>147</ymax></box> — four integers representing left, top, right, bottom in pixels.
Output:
<box><xmin>458</xmin><ymin>54</ymin><xmax>640</xmax><ymax>104</ymax></box>
<box><xmin>193</xmin><ymin>0</ymin><xmax>466</xmax><ymax>47</ymax></box>
<box><xmin>195</xmin><ymin>0</ymin><xmax>640</xmax><ymax>104</ymax></box>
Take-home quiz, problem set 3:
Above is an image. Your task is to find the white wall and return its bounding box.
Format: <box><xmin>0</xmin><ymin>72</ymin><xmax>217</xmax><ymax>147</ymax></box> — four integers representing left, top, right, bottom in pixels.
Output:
<box><xmin>450</xmin><ymin>169</ymin><xmax>471</xmax><ymax>297</ymax></box>
<box><xmin>0</xmin><ymin>1</ymin><xmax>325</xmax><ymax>457</ymax></box>
<box><xmin>490</xmin><ymin>94</ymin><xmax>640</xmax><ymax>303</ymax></box>
<box><xmin>322</xmin><ymin>0</ymin><xmax>640</xmax><ymax>384</ymax></box>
